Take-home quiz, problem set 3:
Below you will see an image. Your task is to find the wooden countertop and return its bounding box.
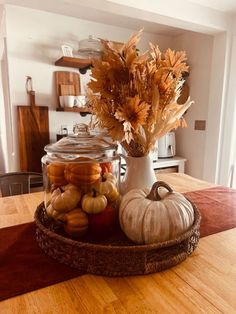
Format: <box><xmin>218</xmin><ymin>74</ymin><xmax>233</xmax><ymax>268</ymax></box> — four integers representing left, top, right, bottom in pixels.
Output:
<box><xmin>1</xmin><ymin>173</ymin><xmax>236</xmax><ymax>313</ymax></box>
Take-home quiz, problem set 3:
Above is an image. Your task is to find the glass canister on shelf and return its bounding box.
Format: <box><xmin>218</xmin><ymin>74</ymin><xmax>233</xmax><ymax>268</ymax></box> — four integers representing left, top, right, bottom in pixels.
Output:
<box><xmin>56</xmin><ymin>125</ymin><xmax>68</xmax><ymax>141</ymax></box>
<box><xmin>42</xmin><ymin>123</ymin><xmax>121</xmax><ymax>239</ymax></box>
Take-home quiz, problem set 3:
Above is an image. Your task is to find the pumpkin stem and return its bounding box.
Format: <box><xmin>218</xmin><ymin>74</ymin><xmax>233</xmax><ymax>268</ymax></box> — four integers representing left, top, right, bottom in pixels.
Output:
<box><xmin>58</xmin><ymin>186</ymin><xmax>64</xmax><ymax>193</ymax></box>
<box><xmin>92</xmin><ymin>188</ymin><xmax>97</xmax><ymax>197</ymax></box>
<box><xmin>102</xmin><ymin>174</ymin><xmax>107</xmax><ymax>182</ymax></box>
<box><xmin>146</xmin><ymin>181</ymin><xmax>173</xmax><ymax>201</ymax></box>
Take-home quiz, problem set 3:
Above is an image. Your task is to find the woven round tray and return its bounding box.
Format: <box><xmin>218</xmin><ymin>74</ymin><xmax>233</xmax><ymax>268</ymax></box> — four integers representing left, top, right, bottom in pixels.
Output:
<box><xmin>34</xmin><ymin>202</ymin><xmax>201</xmax><ymax>276</ymax></box>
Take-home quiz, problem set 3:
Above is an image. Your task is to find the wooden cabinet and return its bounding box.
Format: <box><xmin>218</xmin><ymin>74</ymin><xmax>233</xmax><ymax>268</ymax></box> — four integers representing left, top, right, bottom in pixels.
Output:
<box><xmin>154</xmin><ymin>167</ymin><xmax>178</xmax><ymax>174</ymax></box>
<box><xmin>120</xmin><ymin>156</ymin><xmax>186</xmax><ymax>176</ymax></box>
<box><xmin>153</xmin><ymin>157</ymin><xmax>186</xmax><ymax>173</ymax></box>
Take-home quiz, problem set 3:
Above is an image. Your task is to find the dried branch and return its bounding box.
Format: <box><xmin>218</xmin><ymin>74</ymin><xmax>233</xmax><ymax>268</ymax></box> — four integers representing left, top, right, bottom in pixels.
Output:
<box><xmin>87</xmin><ymin>29</ymin><xmax>193</xmax><ymax>156</ymax></box>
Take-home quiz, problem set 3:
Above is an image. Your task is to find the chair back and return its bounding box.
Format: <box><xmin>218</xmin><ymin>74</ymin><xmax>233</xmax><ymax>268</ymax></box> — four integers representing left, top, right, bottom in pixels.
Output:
<box><xmin>0</xmin><ymin>172</ymin><xmax>43</xmax><ymax>197</ymax></box>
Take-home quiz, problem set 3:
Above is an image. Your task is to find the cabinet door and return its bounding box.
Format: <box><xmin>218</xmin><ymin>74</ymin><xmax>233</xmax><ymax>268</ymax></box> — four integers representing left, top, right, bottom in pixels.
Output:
<box><xmin>154</xmin><ymin>166</ymin><xmax>178</xmax><ymax>174</ymax></box>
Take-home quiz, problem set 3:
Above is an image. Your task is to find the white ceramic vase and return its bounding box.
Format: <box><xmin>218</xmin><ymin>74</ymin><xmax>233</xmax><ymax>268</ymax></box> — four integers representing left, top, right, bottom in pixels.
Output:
<box><xmin>120</xmin><ymin>154</ymin><xmax>156</xmax><ymax>195</ymax></box>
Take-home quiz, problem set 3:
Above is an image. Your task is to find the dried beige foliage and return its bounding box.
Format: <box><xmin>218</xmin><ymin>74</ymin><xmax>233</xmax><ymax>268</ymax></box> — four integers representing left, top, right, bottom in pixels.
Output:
<box><xmin>88</xmin><ymin>29</ymin><xmax>193</xmax><ymax>157</ymax></box>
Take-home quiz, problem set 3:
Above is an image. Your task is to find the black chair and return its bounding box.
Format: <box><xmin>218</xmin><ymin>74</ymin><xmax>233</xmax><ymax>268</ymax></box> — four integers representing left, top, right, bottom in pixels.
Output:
<box><xmin>0</xmin><ymin>172</ymin><xmax>43</xmax><ymax>197</ymax></box>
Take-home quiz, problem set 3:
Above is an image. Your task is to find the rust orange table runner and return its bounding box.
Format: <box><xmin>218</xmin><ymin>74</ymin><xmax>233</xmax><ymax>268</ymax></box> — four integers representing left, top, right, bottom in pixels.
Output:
<box><xmin>185</xmin><ymin>186</ymin><xmax>236</xmax><ymax>237</ymax></box>
<box><xmin>1</xmin><ymin>186</ymin><xmax>236</xmax><ymax>302</ymax></box>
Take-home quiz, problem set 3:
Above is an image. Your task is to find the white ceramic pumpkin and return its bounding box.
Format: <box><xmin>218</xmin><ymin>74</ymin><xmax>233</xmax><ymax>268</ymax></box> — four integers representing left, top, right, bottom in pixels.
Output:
<box><xmin>119</xmin><ymin>181</ymin><xmax>195</xmax><ymax>244</ymax></box>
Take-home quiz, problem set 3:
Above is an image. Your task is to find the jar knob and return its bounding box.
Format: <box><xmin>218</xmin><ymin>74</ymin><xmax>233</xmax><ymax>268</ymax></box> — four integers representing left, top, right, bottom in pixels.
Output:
<box><xmin>73</xmin><ymin>123</ymin><xmax>90</xmax><ymax>136</ymax></box>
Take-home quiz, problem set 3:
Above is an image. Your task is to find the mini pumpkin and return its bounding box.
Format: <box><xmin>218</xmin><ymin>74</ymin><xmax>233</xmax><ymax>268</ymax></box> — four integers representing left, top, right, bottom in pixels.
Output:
<box><xmin>88</xmin><ymin>204</ymin><xmax>118</xmax><ymax>236</ymax></box>
<box><xmin>81</xmin><ymin>189</ymin><xmax>107</xmax><ymax>214</ymax></box>
<box><xmin>62</xmin><ymin>208</ymin><xmax>88</xmax><ymax>237</ymax></box>
<box><xmin>64</xmin><ymin>157</ymin><xmax>101</xmax><ymax>186</ymax></box>
<box><xmin>47</xmin><ymin>162</ymin><xmax>67</xmax><ymax>186</ymax></box>
<box><xmin>102</xmin><ymin>172</ymin><xmax>117</xmax><ymax>184</ymax></box>
<box><xmin>96</xmin><ymin>173</ymin><xmax>119</xmax><ymax>202</ymax></box>
<box><xmin>50</xmin><ymin>184</ymin><xmax>81</xmax><ymax>213</ymax></box>
<box><xmin>100</xmin><ymin>162</ymin><xmax>113</xmax><ymax>174</ymax></box>
<box><xmin>46</xmin><ymin>204</ymin><xmax>65</xmax><ymax>220</ymax></box>
<box><xmin>119</xmin><ymin>181</ymin><xmax>195</xmax><ymax>244</ymax></box>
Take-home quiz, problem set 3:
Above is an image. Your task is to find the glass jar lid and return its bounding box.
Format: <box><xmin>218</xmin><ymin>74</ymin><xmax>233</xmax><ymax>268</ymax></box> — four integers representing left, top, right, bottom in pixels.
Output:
<box><xmin>78</xmin><ymin>35</ymin><xmax>101</xmax><ymax>58</ymax></box>
<box><xmin>45</xmin><ymin>123</ymin><xmax>117</xmax><ymax>155</ymax></box>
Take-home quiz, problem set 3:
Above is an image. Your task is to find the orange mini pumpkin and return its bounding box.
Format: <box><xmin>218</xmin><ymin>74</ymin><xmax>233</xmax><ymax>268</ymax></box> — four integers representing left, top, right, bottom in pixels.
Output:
<box><xmin>64</xmin><ymin>157</ymin><xmax>101</xmax><ymax>187</ymax></box>
<box><xmin>62</xmin><ymin>208</ymin><xmax>88</xmax><ymax>238</ymax></box>
<box><xmin>47</xmin><ymin>163</ymin><xmax>67</xmax><ymax>186</ymax></box>
<box><xmin>100</xmin><ymin>162</ymin><xmax>113</xmax><ymax>174</ymax></box>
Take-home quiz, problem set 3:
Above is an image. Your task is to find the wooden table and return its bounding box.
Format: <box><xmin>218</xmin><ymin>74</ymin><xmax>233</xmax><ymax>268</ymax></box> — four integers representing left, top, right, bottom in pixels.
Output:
<box><xmin>1</xmin><ymin>173</ymin><xmax>236</xmax><ymax>313</ymax></box>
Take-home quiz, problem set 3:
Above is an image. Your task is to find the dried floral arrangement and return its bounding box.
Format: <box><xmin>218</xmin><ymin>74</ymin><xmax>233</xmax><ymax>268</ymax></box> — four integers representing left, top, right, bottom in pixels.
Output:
<box><xmin>88</xmin><ymin>29</ymin><xmax>193</xmax><ymax>157</ymax></box>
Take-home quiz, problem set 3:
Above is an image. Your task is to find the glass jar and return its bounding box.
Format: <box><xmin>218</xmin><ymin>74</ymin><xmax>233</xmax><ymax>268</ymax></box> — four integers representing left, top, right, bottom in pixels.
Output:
<box><xmin>78</xmin><ymin>35</ymin><xmax>101</xmax><ymax>59</ymax></box>
<box><xmin>41</xmin><ymin>123</ymin><xmax>120</xmax><ymax>239</ymax></box>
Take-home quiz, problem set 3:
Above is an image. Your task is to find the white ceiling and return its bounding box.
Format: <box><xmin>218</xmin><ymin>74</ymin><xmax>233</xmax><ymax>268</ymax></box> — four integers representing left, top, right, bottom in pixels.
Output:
<box><xmin>1</xmin><ymin>0</ymin><xmax>236</xmax><ymax>17</ymax></box>
<box><xmin>187</xmin><ymin>0</ymin><xmax>236</xmax><ymax>14</ymax></box>
<box><xmin>0</xmin><ymin>0</ymin><xmax>189</xmax><ymax>36</ymax></box>
<box><xmin>0</xmin><ymin>0</ymin><xmax>235</xmax><ymax>36</ymax></box>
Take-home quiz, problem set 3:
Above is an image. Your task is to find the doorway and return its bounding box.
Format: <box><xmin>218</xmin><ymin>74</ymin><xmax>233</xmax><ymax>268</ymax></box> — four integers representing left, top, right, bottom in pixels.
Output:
<box><xmin>0</xmin><ymin>37</ymin><xmax>14</xmax><ymax>173</ymax></box>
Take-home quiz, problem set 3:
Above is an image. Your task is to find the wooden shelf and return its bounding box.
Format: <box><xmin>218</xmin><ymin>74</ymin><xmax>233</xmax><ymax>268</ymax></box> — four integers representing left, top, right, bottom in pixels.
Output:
<box><xmin>56</xmin><ymin>106</ymin><xmax>91</xmax><ymax>116</ymax></box>
<box><xmin>55</xmin><ymin>57</ymin><xmax>92</xmax><ymax>71</ymax></box>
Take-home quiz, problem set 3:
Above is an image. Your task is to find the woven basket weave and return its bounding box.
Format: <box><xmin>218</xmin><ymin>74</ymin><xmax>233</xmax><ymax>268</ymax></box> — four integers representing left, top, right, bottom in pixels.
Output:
<box><xmin>34</xmin><ymin>202</ymin><xmax>201</xmax><ymax>276</ymax></box>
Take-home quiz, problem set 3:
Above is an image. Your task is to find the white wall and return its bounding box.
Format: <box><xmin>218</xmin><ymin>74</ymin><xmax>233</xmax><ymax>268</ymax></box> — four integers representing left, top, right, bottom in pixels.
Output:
<box><xmin>217</xmin><ymin>33</ymin><xmax>236</xmax><ymax>187</ymax></box>
<box><xmin>0</xmin><ymin>5</ymin><xmax>10</xmax><ymax>173</ymax></box>
<box><xmin>0</xmin><ymin>63</ymin><xmax>5</xmax><ymax>172</ymax></box>
<box><xmin>0</xmin><ymin>5</ymin><xmax>5</xmax><ymax>172</ymax></box>
<box><xmin>5</xmin><ymin>5</ymin><xmax>173</xmax><ymax>171</ymax></box>
<box><xmin>106</xmin><ymin>0</ymin><xmax>232</xmax><ymax>34</ymax></box>
<box><xmin>203</xmin><ymin>32</ymin><xmax>231</xmax><ymax>183</ymax></box>
<box><xmin>173</xmin><ymin>32</ymin><xmax>213</xmax><ymax>179</ymax></box>
<box><xmin>171</xmin><ymin>30</ymin><xmax>236</xmax><ymax>184</ymax></box>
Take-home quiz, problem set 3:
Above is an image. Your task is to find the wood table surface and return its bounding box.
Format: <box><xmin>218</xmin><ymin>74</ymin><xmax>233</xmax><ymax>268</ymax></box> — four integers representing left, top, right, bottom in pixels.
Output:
<box><xmin>1</xmin><ymin>173</ymin><xmax>236</xmax><ymax>313</ymax></box>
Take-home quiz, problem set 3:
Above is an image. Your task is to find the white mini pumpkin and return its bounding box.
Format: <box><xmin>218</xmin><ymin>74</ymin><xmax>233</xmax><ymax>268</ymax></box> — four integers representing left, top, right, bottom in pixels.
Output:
<box><xmin>119</xmin><ymin>181</ymin><xmax>195</xmax><ymax>244</ymax></box>
<box><xmin>50</xmin><ymin>184</ymin><xmax>81</xmax><ymax>213</ymax></box>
